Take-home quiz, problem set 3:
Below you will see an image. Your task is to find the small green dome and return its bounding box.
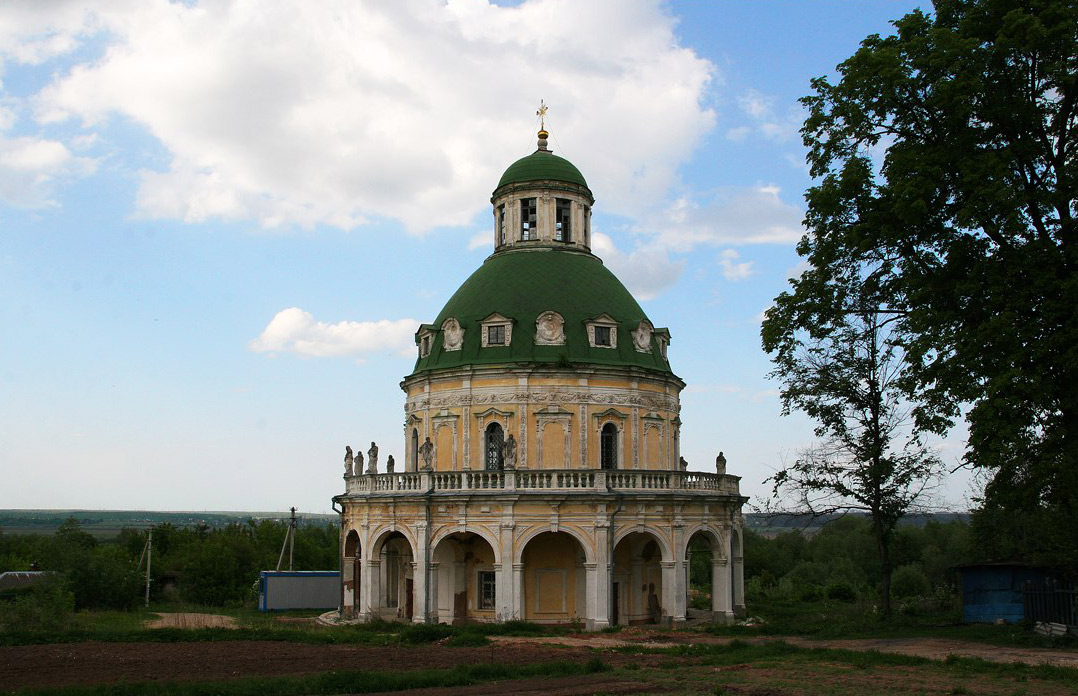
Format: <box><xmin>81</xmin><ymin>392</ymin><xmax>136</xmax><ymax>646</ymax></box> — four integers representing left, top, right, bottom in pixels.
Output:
<box><xmin>410</xmin><ymin>247</ymin><xmax>672</xmax><ymax>377</ymax></box>
<box><xmin>496</xmin><ymin>151</ymin><xmax>589</xmax><ymax>190</ymax></box>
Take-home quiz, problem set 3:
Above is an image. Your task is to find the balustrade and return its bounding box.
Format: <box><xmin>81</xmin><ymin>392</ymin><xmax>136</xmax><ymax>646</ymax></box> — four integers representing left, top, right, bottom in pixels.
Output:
<box><xmin>344</xmin><ymin>468</ymin><xmax>740</xmax><ymax>496</ymax></box>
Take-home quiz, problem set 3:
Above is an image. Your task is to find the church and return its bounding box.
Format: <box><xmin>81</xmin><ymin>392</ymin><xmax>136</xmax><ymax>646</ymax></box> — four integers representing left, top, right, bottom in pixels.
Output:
<box><xmin>333</xmin><ymin>123</ymin><xmax>746</xmax><ymax>629</ymax></box>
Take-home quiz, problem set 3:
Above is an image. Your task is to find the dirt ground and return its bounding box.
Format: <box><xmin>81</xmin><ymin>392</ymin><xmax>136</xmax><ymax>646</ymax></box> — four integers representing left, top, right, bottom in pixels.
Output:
<box><xmin>1</xmin><ymin>623</ymin><xmax>1076</xmax><ymax>694</ymax></box>
<box><xmin>500</xmin><ymin>625</ymin><xmax>1078</xmax><ymax>668</ymax></box>
<box><xmin>143</xmin><ymin>612</ymin><xmax>238</xmax><ymax>629</ymax></box>
<box><xmin>0</xmin><ymin>639</ymin><xmax>660</xmax><ymax>692</ymax></box>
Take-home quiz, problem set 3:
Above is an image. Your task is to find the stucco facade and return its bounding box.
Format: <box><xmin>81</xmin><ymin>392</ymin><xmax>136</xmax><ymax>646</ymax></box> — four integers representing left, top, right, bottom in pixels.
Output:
<box><xmin>333</xmin><ymin>129</ymin><xmax>746</xmax><ymax>629</ymax></box>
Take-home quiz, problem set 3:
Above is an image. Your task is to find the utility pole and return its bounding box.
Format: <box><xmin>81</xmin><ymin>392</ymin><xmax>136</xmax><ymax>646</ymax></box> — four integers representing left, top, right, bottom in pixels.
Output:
<box><xmin>144</xmin><ymin>527</ymin><xmax>153</xmax><ymax>608</ymax></box>
<box><xmin>289</xmin><ymin>506</ymin><xmax>296</xmax><ymax>571</ymax></box>
<box><xmin>276</xmin><ymin>507</ymin><xmax>298</xmax><ymax>572</ymax></box>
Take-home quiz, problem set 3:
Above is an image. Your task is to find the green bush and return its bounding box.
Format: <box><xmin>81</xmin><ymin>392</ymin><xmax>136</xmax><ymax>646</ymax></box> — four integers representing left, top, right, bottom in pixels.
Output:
<box><xmin>891</xmin><ymin>564</ymin><xmax>930</xmax><ymax>598</ymax></box>
<box><xmin>825</xmin><ymin>580</ymin><xmax>858</xmax><ymax>602</ymax></box>
<box><xmin>0</xmin><ymin>576</ymin><xmax>74</xmax><ymax>632</ymax></box>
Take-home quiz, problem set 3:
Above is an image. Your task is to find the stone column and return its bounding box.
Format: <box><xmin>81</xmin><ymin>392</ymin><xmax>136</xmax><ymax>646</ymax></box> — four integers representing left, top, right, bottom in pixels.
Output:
<box><xmin>671</xmin><ymin>525</ymin><xmax>687</xmax><ymax>622</ymax></box>
<box><xmin>363</xmin><ymin>559</ymin><xmax>381</xmax><ymax>620</ymax></box>
<box><xmin>732</xmin><ymin>552</ymin><xmax>745</xmax><ymax>616</ymax></box>
<box><xmin>660</xmin><ymin>561</ymin><xmax>676</xmax><ymax>625</ymax></box>
<box><xmin>412</xmin><ymin>523</ymin><xmax>430</xmax><ymax>623</ymax></box>
<box><xmin>630</xmin><ymin>558</ymin><xmax>645</xmax><ymax>621</ymax></box>
<box><xmin>712</xmin><ymin>558</ymin><xmax>731</xmax><ymax>617</ymax></box>
<box><xmin>512</xmin><ymin>562</ymin><xmax>525</xmax><ymax>620</ymax></box>
<box><xmin>590</xmin><ymin>523</ymin><xmax>611</xmax><ymax>629</ymax></box>
<box><xmin>498</xmin><ymin>522</ymin><xmax>516</xmax><ymax>620</ymax></box>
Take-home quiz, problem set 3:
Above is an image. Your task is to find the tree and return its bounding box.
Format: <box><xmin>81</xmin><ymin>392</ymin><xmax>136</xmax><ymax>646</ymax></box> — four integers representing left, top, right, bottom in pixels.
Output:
<box><xmin>789</xmin><ymin>0</ymin><xmax>1078</xmax><ymax>568</ymax></box>
<box><xmin>762</xmin><ymin>275</ymin><xmax>943</xmax><ymax>617</ymax></box>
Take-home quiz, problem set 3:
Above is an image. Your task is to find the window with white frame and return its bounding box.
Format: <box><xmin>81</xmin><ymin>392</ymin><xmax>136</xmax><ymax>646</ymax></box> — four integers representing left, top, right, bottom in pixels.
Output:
<box><xmin>586</xmin><ymin>314</ymin><xmax>618</xmax><ymax>349</ymax></box>
<box><xmin>480</xmin><ymin>313</ymin><xmax>513</xmax><ymax>348</ymax></box>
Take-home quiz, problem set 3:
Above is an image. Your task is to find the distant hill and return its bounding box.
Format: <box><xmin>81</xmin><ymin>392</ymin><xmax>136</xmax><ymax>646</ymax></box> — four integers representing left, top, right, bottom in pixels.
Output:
<box><xmin>0</xmin><ymin>509</ymin><xmax>338</xmax><ymax>537</ymax></box>
<box><xmin>744</xmin><ymin>511</ymin><xmax>970</xmax><ymax>537</ymax></box>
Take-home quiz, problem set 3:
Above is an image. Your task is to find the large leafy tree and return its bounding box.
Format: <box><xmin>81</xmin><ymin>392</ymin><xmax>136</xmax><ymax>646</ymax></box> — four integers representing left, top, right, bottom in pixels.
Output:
<box><xmin>779</xmin><ymin>0</ymin><xmax>1077</xmax><ymax>568</ymax></box>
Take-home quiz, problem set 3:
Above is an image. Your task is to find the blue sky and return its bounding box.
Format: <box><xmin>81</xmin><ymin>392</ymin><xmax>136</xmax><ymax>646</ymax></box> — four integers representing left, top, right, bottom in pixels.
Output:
<box><xmin>0</xmin><ymin>0</ymin><xmax>973</xmax><ymax>514</ymax></box>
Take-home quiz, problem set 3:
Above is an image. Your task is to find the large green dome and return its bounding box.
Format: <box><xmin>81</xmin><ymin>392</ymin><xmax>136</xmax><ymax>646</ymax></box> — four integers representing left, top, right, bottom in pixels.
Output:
<box><xmin>496</xmin><ymin>150</ymin><xmax>589</xmax><ymax>190</ymax></box>
<box><xmin>410</xmin><ymin>247</ymin><xmax>672</xmax><ymax>376</ymax></box>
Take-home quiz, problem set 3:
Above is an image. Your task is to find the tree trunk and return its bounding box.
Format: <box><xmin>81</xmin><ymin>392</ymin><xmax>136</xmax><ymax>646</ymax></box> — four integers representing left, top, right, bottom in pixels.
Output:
<box><xmin>876</xmin><ymin>526</ymin><xmax>892</xmax><ymax>620</ymax></box>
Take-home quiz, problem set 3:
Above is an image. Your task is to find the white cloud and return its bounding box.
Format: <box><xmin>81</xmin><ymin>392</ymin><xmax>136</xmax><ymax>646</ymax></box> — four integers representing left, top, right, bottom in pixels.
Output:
<box><xmin>650</xmin><ymin>185</ymin><xmax>805</xmax><ymax>251</ymax></box>
<box><xmin>11</xmin><ymin>0</ymin><xmax>715</xmax><ymax>233</ymax></box>
<box><xmin>731</xmin><ymin>88</ymin><xmax>802</xmax><ymax>143</ymax></box>
<box><xmin>0</xmin><ymin>132</ymin><xmax>96</xmax><ymax>208</ymax></box>
<box><xmin>718</xmin><ymin>249</ymin><xmax>755</xmax><ymax>281</ymax></box>
<box><xmin>467</xmin><ymin>230</ymin><xmax>490</xmax><ymax>251</ymax></box>
<box><xmin>249</xmin><ymin>307</ymin><xmax>418</xmax><ymax>358</ymax></box>
<box><xmin>591</xmin><ymin>231</ymin><xmax>684</xmax><ymax>301</ymax></box>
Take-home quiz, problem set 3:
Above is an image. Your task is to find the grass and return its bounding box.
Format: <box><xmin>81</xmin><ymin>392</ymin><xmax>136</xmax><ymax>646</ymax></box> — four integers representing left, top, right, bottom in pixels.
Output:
<box><xmin>0</xmin><ymin>605</ymin><xmax>559</xmax><ymax>647</ymax></box>
<box><xmin>8</xmin><ymin>658</ymin><xmax>610</xmax><ymax>696</ymax></box>
<box><xmin>696</xmin><ymin>597</ymin><xmax>1078</xmax><ymax>649</ymax></box>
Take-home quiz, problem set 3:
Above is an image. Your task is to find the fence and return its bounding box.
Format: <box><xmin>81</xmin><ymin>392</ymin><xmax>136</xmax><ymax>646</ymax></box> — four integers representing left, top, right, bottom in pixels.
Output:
<box><xmin>1024</xmin><ymin>579</ymin><xmax>1076</xmax><ymax>628</ymax></box>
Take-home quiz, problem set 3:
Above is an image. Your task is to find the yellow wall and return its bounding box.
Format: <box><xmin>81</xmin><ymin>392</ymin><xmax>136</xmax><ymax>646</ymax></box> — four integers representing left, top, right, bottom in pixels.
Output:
<box><xmin>522</xmin><ymin>531</ymin><xmax>583</xmax><ymax>621</ymax></box>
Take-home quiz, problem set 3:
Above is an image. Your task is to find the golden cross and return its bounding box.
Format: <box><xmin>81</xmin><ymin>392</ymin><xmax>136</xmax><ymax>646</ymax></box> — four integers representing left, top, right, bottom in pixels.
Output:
<box><xmin>536</xmin><ymin>100</ymin><xmax>548</xmax><ymax>130</ymax></box>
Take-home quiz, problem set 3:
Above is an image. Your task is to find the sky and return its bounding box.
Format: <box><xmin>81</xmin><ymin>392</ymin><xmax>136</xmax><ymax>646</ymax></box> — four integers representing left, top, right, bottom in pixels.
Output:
<box><xmin>0</xmin><ymin>0</ymin><xmax>976</xmax><ymax>515</ymax></box>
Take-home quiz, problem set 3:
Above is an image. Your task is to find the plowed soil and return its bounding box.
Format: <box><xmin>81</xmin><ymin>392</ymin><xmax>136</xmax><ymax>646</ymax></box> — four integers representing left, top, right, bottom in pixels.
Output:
<box><xmin>0</xmin><ymin>640</ymin><xmax>659</xmax><ymax>692</ymax></box>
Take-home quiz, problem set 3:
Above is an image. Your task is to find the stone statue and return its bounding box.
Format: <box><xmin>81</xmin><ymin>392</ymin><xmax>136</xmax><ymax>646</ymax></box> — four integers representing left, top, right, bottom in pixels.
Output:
<box><xmin>355</xmin><ymin>449</ymin><xmax>364</xmax><ymax>473</ymax></box>
<box><xmin>344</xmin><ymin>446</ymin><xmax>354</xmax><ymax>476</ymax></box>
<box><xmin>503</xmin><ymin>433</ymin><xmax>517</xmax><ymax>470</ymax></box>
<box><xmin>715</xmin><ymin>451</ymin><xmax>727</xmax><ymax>475</ymax></box>
<box><xmin>419</xmin><ymin>436</ymin><xmax>434</xmax><ymax>471</ymax></box>
<box><xmin>679</xmin><ymin>455</ymin><xmax>688</xmax><ymax>471</ymax></box>
<box><xmin>367</xmin><ymin>441</ymin><xmax>379</xmax><ymax>474</ymax></box>
<box><xmin>386</xmin><ymin>454</ymin><xmax>395</xmax><ymax>473</ymax></box>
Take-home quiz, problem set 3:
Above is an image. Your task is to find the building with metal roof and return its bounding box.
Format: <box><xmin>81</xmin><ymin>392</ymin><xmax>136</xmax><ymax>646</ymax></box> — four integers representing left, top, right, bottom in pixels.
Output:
<box><xmin>333</xmin><ymin>123</ymin><xmax>746</xmax><ymax>629</ymax></box>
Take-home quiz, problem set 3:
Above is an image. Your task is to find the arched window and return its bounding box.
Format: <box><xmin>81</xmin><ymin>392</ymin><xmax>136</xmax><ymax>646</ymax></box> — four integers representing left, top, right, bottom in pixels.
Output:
<box><xmin>485</xmin><ymin>422</ymin><xmax>504</xmax><ymax>471</ymax></box>
<box><xmin>411</xmin><ymin>429</ymin><xmax>419</xmax><ymax>470</ymax></box>
<box><xmin>600</xmin><ymin>423</ymin><xmax>618</xmax><ymax>469</ymax></box>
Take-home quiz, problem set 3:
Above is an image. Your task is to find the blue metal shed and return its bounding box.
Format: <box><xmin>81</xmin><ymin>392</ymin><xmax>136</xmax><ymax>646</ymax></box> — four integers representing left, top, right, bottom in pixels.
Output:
<box><xmin>258</xmin><ymin>570</ymin><xmax>340</xmax><ymax>611</ymax></box>
<box><xmin>955</xmin><ymin>563</ymin><xmax>1049</xmax><ymax>624</ymax></box>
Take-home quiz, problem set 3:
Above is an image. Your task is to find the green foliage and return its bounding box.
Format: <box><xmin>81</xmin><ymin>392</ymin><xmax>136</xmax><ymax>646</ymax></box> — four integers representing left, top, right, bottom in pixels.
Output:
<box><xmin>891</xmin><ymin>564</ymin><xmax>931</xmax><ymax>598</ymax></box>
<box><xmin>0</xmin><ymin>575</ymin><xmax>74</xmax><ymax>633</ymax></box>
<box><xmin>788</xmin><ymin>0</ymin><xmax>1078</xmax><ymax>568</ymax></box>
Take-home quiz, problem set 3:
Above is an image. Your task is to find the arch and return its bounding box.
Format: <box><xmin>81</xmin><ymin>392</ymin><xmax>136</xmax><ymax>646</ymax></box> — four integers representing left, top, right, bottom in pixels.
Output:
<box><xmin>513</xmin><ymin>524</ymin><xmax>595</xmax><ymax>566</ymax></box>
<box><xmin>485</xmin><ymin>422</ymin><xmax>504</xmax><ymax>471</ymax></box>
<box><xmin>343</xmin><ymin>529</ymin><xmax>362</xmax><ymax>617</ymax></box>
<box><xmin>344</xmin><ymin>529</ymin><xmax>361</xmax><ymax>558</ymax></box>
<box><xmin>431</xmin><ymin>530</ymin><xmax>500</xmax><ymax>623</ymax></box>
<box><xmin>369</xmin><ymin>525</ymin><xmax>418</xmax><ymax>557</ymax></box>
<box><xmin>681</xmin><ymin>524</ymin><xmax>725</xmax><ymax>560</ymax></box>
<box><xmin>612</xmin><ymin>529</ymin><xmax>668</xmax><ymax>624</ymax></box>
<box><xmin>612</xmin><ymin>526</ymin><xmax>673</xmax><ymax>563</ymax></box>
<box><xmin>600</xmin><ymin>422</ymin><xmax>618</xmax><ymax>469</ymax></box>
<box><xmin>520</xmin><ymin>530</ymin><xmax>588</xmax><ymax>622</ymax></box>
<box><xmin>429</xmin><ymin>524</ymin><xmax>502</xmax><ymax>565</ymax></box>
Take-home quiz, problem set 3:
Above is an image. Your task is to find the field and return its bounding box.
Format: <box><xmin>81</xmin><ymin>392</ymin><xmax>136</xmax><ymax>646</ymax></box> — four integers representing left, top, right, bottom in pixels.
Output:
<box><xmin>1</xmin><ymin>607</ymin><xmax>1076</xmax><ymax>696</ymax></box>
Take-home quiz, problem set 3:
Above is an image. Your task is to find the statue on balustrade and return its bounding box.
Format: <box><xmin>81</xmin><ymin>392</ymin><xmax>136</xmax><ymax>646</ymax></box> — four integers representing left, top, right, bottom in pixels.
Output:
<box><xmin>367</xmin><ymin>441</ymin><xmax>379</xmax><ymax>474</ymax></box>
<box><xmin>344</xmin><ymin>445</ymin><xmax>354</xmax><ymax>476</ymax></box>
<box><xmin>386</xmin><ymin>454</ymin><xmax>395</xmax><ymax>473</ymax></box>
<box><xmin>419</xmin><ymin>437</ymin><xmax>434</xmax><ymax>471</ymax></box>
<box><xmin>715</xmin><ymin>451</ymin><xmax>726</xmax><ymax>475</ymax></box>
<box><xmin>679</xmin><ymin>456</ymin><xmax>688</xmax><ymax>471</ymax></box>
<box><xmin>502</xmin><ymin>434</ymin><xmax>517</xmax><ymax>470</ymax></box>
<box><xmin>355</xmin><ymin>450</ymin><xmax>364</xmax><ymax>474</ymax></box>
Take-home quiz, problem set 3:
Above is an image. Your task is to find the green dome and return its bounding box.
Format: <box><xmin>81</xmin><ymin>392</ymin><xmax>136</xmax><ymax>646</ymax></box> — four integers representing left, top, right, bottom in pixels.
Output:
<box><xmin>410</xmin><ymin>247</ymin><xmax>672</xmax><ymax>376</ymax></box>
<box><xmin>496</xmin><ymin>151</ymin><xmax>589</xmax><ymax>190</ymax></box>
